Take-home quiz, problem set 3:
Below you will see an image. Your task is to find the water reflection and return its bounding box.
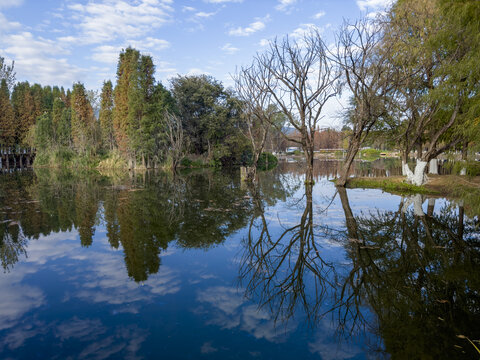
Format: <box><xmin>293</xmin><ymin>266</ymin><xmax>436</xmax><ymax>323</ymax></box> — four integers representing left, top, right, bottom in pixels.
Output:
<box><xmin>239</xmin><ymin>177</ymin><xmax>480</xmax><ymax>358</ymax></box>
<box><xmin>0</xmin><ymin>168</ymin><xmax>293</xmax><ymax>280</ymax></box>
<box><xmin>338</xmin><ymin>190</ymin><xmax>480</xmax><ymax>358</ymax></box>
<box><xmin>0</xmin><ymin>165</ymin><xmax>479</xmax><ymax>358</ymax></box>
<box><xmin>240</xmin><ymin>182</ymin><xmax>337</xmax><ymax>326</ymax></box>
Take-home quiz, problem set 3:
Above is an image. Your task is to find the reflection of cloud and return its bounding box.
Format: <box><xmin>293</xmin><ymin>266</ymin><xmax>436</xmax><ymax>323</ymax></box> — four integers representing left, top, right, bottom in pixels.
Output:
<box><xmin>0</xmin><ymin>231</ymin><xmax>79</xmax><ymax>334</ymax></box>
<box><xmin>67</xmin><ymin>322</ymin><xmax>148</xmax><ymax>360</ymax></box>
<box><xmin>201</xmin><ymin>341</ymin><xmax>218</xmax><ymax>354</ymax></box>
<box><xmin>73</xmin><ymin>252</ymin><xmax>180</xmax><ymax>306</ymax></box>
<box><xmin>23</xmin><ymin>231</ymin><xmax>77</xmax><ymax>265</ymax></box>
<box><xmin>55</xmin><ymin>317</ymin><xmax>106</xmax><ymax>341</ymax></box>
<box><xmin>0</xmin><ymin>320</ymin><xmax>48</xmax><ymax>350</ymax></box>
<box><xmin>197</xmin><ymin>286</ymin><xmax>296</xmax><ymax>342</ymax></box>
<box><xmin>308</xmin><ymin>319</ymin><xmax>362</xmax><ymax>360</ymax></box>
<box><xmin>0</xmin><ymin>281</ymin><xmax>44</xmax><ymax>331</ymax></box>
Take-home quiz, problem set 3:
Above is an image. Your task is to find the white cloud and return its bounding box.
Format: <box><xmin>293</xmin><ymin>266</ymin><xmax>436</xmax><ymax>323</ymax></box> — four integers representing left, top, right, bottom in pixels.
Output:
<box><xmin>313</xmin><ymin>11</ymin><xmax>326</xmax><ymax>19</ymax></box>
<box><xmin>67</xmin><ymin>0</ymin><xmax>173</xmax><ymax>45</ymax></box>
<box><xmin>275</xmin><ymin>0</ymin><xmax>297</xmax><ymax>12</ymax></box>
<box><xmin>259</xmin><ymin>38</ymin><xmax>270</xmax><ymax>47</ymax></box>
<box><xmin>290</xmin><ymin>23</ymin><xmax>323</xmax><ymax>39</ymax></box>
<box><xmin>204</xmin><ymin>0</ymin><xmax>243</xmax><ymax>3</ymax></box>
<box><xmin>91</xmin><ymin>38</ymin><xmax>169</xmax><ymax>64</ymax></box>
<box><xmin>91</xmin><ymin>45</ymin><xmax>122</xmax><ymax>64</ymax></box>
<box><xmin>221</xmin><ymin>43</ymin><xmax>239</xmax><ymax>55</ymax></box>
<box><xmin>195</xmin><ymin>11</ymin><xmax>216</xmax><ymax>18</ymax></box>
<box><xmin>0</xmin><ymin>0</ymin><xmax>22</xmax><ymax>9</ymax></box>
<box><xmin>182</xmin><ymin>6</ymin><xmax>196</xmax><ymax>12</ymax></box>
<box><xmin>126</xmin><ymin>37</ymin><xmax>170</xmax><ymax>51</ymax></box>
<box><xmin>356</xmin><ymin>0</ymin><xmax>394</xmax><ymax>11</ymax></box>
<box><xmin>2</xmin><ymin>31</ymin><xmax>85</xmax><ymax>87</ymax></box>
<box><xmin>187</xmin><ymin>68</ymin><xmax>211</xmax><ymax>76</ymax></box>
<box><xmin>0</xmin><ymin>12</ymin><xmax>20</xmax><ymax>32</ymax></box>
<box><xmin>228</xmin><ymin>15</ymin><xmax>270</xmax><ymax>37</ymax></box>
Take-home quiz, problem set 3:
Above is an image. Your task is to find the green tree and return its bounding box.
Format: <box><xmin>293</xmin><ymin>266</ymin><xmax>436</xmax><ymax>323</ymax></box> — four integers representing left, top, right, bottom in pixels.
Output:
<box><xmin>99</xmin><ymin>80</ymin><xmax>115</xmax><ymax>150</ymax></box>
<box><xmin>11</xmin><ymin>82</ymin><xmax>41</xmax><ymax>145</ymax></box>
<box><xmin>71</xmin><ymin>82</ymin><xmax>95</xmax><ymax>153</ymax></box>
<box><xmin>0</xmin><ymin>79</ymin><xmax>15</xmax><ymax>146</ymax></box>
<box><xmin>113</xmin><ymin>47</ymin><xmax>140</xmax><ymax>155</ymax></box>
<box><xmin>51</xmin><ymin>98</ymin><xmax>66</xmax><ymax>144</ymax></box>
<box><xmin>34</xmin><ymin>113</ymin><xmax>53</xmax><ymax>151</ymax></box>
<box><xmin>170</xmin><ymin>74</ymin><xmax>246</xmax><ymax>165</ymax></box>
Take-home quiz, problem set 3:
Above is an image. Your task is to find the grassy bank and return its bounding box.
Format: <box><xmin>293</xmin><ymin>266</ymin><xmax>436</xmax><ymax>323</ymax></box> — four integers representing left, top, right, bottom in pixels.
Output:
<box><xmin>344</xmin><ymin>176</ymin><xmax>436</xmax><ymax>195</ymax></box>
<box><xmin>344</xmin><ymin>175</ymin><xmax>480</xmax><ymax>198</ymax></box>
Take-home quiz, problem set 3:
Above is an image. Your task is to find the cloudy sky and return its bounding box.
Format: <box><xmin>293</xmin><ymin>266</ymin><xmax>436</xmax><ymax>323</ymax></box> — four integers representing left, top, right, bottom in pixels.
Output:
<box><xmin>0</xmin><ymin>0</ymin><xmax>393</xmax><ymax>89</ymax></box>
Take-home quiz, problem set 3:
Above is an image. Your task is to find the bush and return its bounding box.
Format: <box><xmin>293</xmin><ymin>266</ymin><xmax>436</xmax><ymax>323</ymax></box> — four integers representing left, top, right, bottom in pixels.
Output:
<box><xmin>97</xmin><ymin>151</ymin><xmax>127</xmax><ymax>169</ymax></box>
<box><xmin>450</xmin><ymin>160</ymin><xmax>480</xmax><ymax>176</ymax></box>
<box><xmin>359</xmin><ymin>148</ymin><xmax>381</xmax><ymax>159</ymax></box>
<box><xmin>257</xmin><ymin>152</ymin><xmax>278</xmax><ymax>171</ymax></box>
<box><xmin>180</xmin><ymin>157</ymin><xmax>192</xmax><ymax>167</ymax></box>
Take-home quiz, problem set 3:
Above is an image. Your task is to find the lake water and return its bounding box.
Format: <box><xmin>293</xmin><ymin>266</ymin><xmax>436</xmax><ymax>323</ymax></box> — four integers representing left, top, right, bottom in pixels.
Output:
<box><xmin>0</xmin><ymin>161</ymin><xmax>478</xmax><ymax>359</ymax></box>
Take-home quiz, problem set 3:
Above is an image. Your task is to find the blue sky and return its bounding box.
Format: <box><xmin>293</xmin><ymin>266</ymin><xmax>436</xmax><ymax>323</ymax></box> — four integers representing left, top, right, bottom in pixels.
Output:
<box><xmin>0</xmin><ymin>0</ymin><xmax>392</xmax><ymax>126</ymax></box>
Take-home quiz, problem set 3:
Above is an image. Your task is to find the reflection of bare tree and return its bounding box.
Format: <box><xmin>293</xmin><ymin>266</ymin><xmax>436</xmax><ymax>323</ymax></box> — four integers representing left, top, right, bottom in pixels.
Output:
<box><xmin>240</xmin><ymin>182</ymin><xmax>337</xmax><ymax>325</ymax></box>
<box><xmin>337</xmin><ymin>189</ymin><xmax>480</xmax><ymax>358</ymax></box>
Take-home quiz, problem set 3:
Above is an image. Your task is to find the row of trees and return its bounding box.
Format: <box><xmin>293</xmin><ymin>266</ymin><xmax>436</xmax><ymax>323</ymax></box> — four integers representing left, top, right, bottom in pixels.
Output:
<box><xmin>235</xmin><ymin>0</ymin><xmax>480</xmax><ymax>186</ymax></box>
<box><xmin>0</xmin><ymin>50</ymin><xmax>286</xmax><ymax>170</ymax></box>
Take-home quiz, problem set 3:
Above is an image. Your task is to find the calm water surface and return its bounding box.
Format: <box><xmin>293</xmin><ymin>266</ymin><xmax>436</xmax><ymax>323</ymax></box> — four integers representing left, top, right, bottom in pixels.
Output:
<box><xmin>0</xmin><ymin>160</ymin><xmax>478</xmax><ymax>359</ymax></box>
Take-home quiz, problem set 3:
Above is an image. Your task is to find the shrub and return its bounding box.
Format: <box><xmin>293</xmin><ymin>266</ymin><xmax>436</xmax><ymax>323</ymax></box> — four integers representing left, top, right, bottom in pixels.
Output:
<box><xmin>257</xmin><ymin>152</ymin><xmax>278</xmax><ymax>171</ymax></box>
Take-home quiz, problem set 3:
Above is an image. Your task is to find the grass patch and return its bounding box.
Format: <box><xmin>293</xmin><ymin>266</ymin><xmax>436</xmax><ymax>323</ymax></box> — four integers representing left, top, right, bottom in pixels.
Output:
<box><xmin>97</xmin><ymin>151</ymin><xmax>128</xmax><ymax>170</ymax></box>
<box><xmin>344</xmin><ymin>177</ymin><xmax>437</xmax><ymax>195</ymax></box>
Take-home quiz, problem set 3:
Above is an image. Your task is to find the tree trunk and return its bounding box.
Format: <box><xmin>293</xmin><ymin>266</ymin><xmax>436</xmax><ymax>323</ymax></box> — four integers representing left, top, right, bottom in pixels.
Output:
<box><xmin>404</xmin><ymin>159</ymin><xmax>428</xmax><ymax>186</ymax></box>
<box><xmin>337</xmin><ymin>136</ymin><xmax>360</xmax><ymax>187</ymax></box>
<box><xmin>401</xmin><ymin>151</ymin><xmax>409</xmax><ymax>176</ymax></box>
<box><xmin>428</xmin><ymin>158</ymin><xmax>438</xmax><ymax>175</ymax></box>
<box><xmin>305</xmin><ymin>148</ymin><xmax>314</xmax><ymax>184</ymax></box>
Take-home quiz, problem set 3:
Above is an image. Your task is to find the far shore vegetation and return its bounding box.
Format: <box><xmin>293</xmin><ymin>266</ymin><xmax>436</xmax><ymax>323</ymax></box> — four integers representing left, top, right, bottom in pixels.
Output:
<box><xmin>1</xmin><ymin>0</ymin><xmax>479</xmax><ymax>194</ymax></box>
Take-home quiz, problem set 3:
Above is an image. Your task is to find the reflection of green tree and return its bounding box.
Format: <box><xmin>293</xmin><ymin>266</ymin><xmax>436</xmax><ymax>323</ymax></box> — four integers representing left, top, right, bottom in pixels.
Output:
<box><xmin>338</xmin><ymin>190</ymin><xmax>480</xmax><ymax>358</ymax></box>
<box><xmin>0</xmin><ymin>168</ymin><xmax>296</xmax><ymax>280</ymax></box>
<box><xmin>75</xmin><ymin>182</ymin><xmax>99</xmax><ymax>247</ymax></box>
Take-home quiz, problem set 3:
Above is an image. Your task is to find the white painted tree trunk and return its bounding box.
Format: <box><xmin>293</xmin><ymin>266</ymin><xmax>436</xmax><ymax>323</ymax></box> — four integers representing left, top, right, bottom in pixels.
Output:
<box><xmin>428</xmin><ymin>159</ymin><xmax>438</xmax><ymax>174</ymax></box>
<box><xmin>402</xmin><ymin>160</ymin><xmax>407</xmax><ymax>176</ymax></box>
<box><xmin>404</xmin><ymin>160</ymin><xmax>428</xmax><ymax>186</ymax></box>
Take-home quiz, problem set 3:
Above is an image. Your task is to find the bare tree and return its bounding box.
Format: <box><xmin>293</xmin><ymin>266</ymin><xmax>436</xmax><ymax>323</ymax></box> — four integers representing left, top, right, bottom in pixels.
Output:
<box><xmin>246</xmin><ymin>30</ymin><xmax>339</xmax><ymax>184</ymax></box>
<box><xmin>234</xmin><ymin>65</ymin><xmax>281</xmax><ymax>182</ymax></box>
<box><xmin>164</xmin><ymin>111</ymin><xmax>188</xmax><ymax>171</ymax></box>
<box><xmin>0</xmin><ymin>56</ymin><xmax>15</xmax><ymax>92</ymax></box>
<box><xmin>333</xmin><ymin>18</ymin><xmax>398</xmax><ymax>187</ymax></box>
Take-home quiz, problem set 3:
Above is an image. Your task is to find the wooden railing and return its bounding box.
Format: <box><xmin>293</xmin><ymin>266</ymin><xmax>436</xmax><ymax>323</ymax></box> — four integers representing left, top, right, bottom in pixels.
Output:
<box><xmin>0</xmin><ymin>147</ymin><xmax>36</xmax><ymax>170</ymax></box>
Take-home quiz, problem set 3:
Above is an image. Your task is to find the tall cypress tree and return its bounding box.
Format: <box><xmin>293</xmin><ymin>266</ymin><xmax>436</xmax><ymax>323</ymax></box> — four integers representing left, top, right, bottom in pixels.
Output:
<box><xmin>0</xmin><ymin>79</ymin><xmax>15</xmax><ymax>146</ymax></box>
<box><xmin>71</xmin><ymin>82</ymin><xmax>94</xmax><ymax>153</ymax></box>
<box><xmin>99</xmin><ymin>80</ymin><xmax>115</xmax><ymax>150</ymax></box>
<box><xmin>113</xmin><ymin>47</ymin><xmax>140</xmax><ymax>155</ymax></box>
<box><xmin>52</xmin><ymin>98</ymin><xmax>66</xmax><ymax>144</ymax></box>
<box><xmin>11</xmin><ymin>82</ymin><xmax>40</xmax><ymax>145</ymax></box>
